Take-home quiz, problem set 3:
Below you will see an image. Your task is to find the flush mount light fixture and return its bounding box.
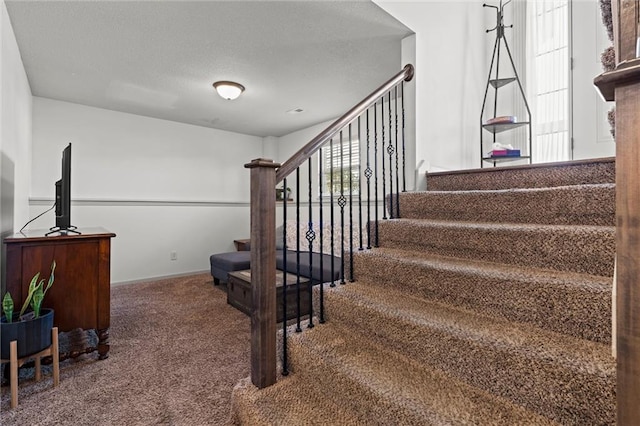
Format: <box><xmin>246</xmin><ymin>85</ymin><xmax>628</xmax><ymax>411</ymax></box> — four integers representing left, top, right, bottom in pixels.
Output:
<box><xmin>213</xmin><ymin>81</ymin><xmax>245</xmax><ymax>100</ymax></box>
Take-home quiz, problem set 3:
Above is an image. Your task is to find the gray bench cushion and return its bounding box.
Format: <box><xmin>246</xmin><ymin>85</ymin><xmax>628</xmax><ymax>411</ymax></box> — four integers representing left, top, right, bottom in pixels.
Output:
<box><xmin>210</xmin><ymin>249</ymin><xmax>341</xmax><ymax>285</ymax></box>
<box><xmin>276</xmin><ymin>250</ymin><xmax>341</xmax><ymax>284</ymax></box>
<box><xmin>210</xmin><ymin>251</ymin><xmax>251</xmax><ymax>283</ymax></box>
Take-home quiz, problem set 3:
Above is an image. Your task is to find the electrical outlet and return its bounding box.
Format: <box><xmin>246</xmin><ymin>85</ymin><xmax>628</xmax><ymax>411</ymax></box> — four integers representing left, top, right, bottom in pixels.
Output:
<box><xmin>170</xmin><ymin>251</ymin><xmax>177</xmax><ymax>261</ymax></box>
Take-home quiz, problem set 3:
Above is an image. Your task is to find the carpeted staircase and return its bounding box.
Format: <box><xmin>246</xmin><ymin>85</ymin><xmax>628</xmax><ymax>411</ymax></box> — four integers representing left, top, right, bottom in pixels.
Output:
<box><xmin>229</xmin><ymin>158</ymin><xmax>616</xmax><ymax>425</ymax></box>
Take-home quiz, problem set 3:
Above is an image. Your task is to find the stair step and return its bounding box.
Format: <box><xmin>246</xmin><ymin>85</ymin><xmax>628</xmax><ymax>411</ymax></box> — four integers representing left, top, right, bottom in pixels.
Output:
<box><xmin>399</xmin><ymin>183</ymin><xmax>615</xmax><ymax>226</ymax></box>
<box><xmin>352</xmin><ymin>247</ymin><xmax>612</xmax><ymax>343</ymax></box>
<box><xmin>377</xmin><ymin>219</ymin><xmax>615</xmax><ymax>277</ymax></box>
<box><xmin>286</xmin><ymin>322</ymin><xmax>558</xmax><ymax>425</ymax></box>
<box><xmin>323</xmin><ymin>283</ymin><xmax>616</xmax><ymax>425</ymax></box>
<box><xmin>229</xmin><ymin>375</ymin><xmax>368</xmax><ymax>425</ymax></box>
<box><xmin>426</xmin><ymin>157</ymin><xmax>614</xmax><ymax>191</ymax></box>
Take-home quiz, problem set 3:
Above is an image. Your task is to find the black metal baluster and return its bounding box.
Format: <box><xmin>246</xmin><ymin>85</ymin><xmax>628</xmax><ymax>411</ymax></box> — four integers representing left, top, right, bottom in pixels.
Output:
<box><xmin>306</xmin><ymin>158</ymin><xmax>315</xmax><ymax>329</ymax></box>
<box><xmin>401</xmin><ymin>81</ymin><xmax>407</xmax><ymax>193</ymax></box>
<box><xmin>330</xmin><ymin>138</ymin><xmax>336</xmax><ymax>288</ymax></box>
<box><xmin>281</xmin><ymin>180</ymin><xmax>288</xmax><ymax>375</ymax></box>
<box><xmin>387</xmin><ymin>91</ymin><xmax>395</xmax><ymax>219</ymax></box>
<box><xmin>374</xmin><ymin>100</ymin><xmax>380</xmax><ymax>247</ymax></box>
<box><xmin>394</xmin><ymin>86</ymin><xmax>400</xmax><ymax>218</ymax></box>
<box><xmin>365</xmin><ymin>108</ymin><xmax>372</xmax><ymax>249</ymax></box>
<box><xmin>339</xmin><ymin>130</ymin><xmax>346</xmax><ymax>285</ymax></box>
<box><xmin>295</xmin><ymin>168</ymin><xmax>302</xmax><ymax>333</ymax></box>
<box><xmin>348</xmin><ymin>123</ymin><xmax>354</xmax><ymax>282</ymax></box>
<box><xmin>318</xmin><ymin>148</ymin><xmax>325</xmax><ymax>323</ymax></box>
<box><xmin>381</xmin><ymin>96</ymin><xmax>387</xmax><ymax>221</ymax></box>
<box><xmin>358</xmin><ymin>116</ymin><xmax>363</xmax><ymax>252</ymax></box>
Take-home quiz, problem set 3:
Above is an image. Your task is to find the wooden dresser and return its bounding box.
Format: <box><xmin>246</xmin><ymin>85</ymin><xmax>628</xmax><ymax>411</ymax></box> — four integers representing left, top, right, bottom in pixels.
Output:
<box><xmin>4</xmin><ymin>227</ymin><xmax>115</xmax><ymax>360</ymax></box>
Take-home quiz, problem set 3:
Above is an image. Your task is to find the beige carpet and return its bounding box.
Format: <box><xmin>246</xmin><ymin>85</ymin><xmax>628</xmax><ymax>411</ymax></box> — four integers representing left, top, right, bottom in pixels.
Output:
<box><xmin>0</xmin><ymin>273</ymin><xmax>250</xmax><ymax>425</ymax></box>
<box><xmin>425</xmin><ymin>157</ymin><xmax>615</xmax><ymax>191</ymax></box>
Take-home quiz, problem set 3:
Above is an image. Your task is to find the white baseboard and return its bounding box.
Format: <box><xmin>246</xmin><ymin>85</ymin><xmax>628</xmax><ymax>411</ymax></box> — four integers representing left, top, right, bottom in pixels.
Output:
<box><xmin>112</xmin><ymin>269</ymin><xmax>211</xmax><ymax>287</ymax></box>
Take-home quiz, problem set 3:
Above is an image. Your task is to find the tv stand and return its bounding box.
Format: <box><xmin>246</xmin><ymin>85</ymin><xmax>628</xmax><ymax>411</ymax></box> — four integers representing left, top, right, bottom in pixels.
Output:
<box><xmin>4</xmin><ymin>227</ymin><xmax>116</xmax><ymax>361</ymax></box>
<box><xmin>45</xmin><ymin>225</ymin><xmax>81</xmax><ymax>236</ymax></box>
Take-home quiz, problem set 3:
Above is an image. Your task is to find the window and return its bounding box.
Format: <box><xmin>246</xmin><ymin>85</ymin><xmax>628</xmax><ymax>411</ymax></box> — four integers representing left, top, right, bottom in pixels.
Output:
<box><xmin>526</xmin><ymin>0</ymin><xmax>570</xmax><ymax>162</ymax></box>
<box><xmin>322</xmin><ymin>137</ymin><xmax>360</xmax><ymax>195</ymax></box>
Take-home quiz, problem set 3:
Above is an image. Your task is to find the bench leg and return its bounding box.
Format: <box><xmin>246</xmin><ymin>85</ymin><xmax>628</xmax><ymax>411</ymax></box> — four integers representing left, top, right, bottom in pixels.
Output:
<box><xmin>35</xmin><ymin>355</ymin><xmax>41</xmax><ymax>382</ymax></box>
<box><xmin>52</xmin><ymin>327</ymin><xmax>60</xmax><ymax>387</ymax></box>
<box><xmin>10</xmin><ymin>341</ymin><xmax>18</xmax><ymax>409</ymax></box>
<box><xmin>213</xmin><ymin>277</ymin><xmax>220</xmax><ymax>285</ymax></box>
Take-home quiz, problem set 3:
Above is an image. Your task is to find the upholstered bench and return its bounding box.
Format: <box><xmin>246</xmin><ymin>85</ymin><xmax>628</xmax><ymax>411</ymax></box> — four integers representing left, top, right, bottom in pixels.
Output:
<box><xmin>276</xmin><ymin>250</ymin><xmax>341</xmax><ymax>284</ymax></box>
<box><xmin>210</xmin><ymin>251</ymin><xmax>252</xmax><ymax>285</ymax></box>
<box><xmin>210</xmin><ymin>221</ymin><xmax>357</xmax><ymax>285</ymax></box>
<box><xmin>209</xmin><ymin>249</ymin><xmax>341</xmax><ymax>286</ymax></box>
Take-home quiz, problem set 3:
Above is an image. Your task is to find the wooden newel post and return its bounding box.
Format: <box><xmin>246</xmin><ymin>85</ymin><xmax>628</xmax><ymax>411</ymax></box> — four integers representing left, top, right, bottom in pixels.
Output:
<box><xmin>245</xmin><ymin>158</ymin><xmax>280</xmax><ymax>389</ymax></box>
<box><xmin>594</xmin><ymin>1</ymin><xmax>640</xmax><ymax>423</ymax></box>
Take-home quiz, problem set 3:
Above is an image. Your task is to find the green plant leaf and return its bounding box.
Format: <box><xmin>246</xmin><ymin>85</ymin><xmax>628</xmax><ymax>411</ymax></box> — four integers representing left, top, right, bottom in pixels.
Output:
<box><xmin>19</xmin><ymin>272</ymin><xmax>40</xmax><ymax>317</ymax></box>
<box><xmin>43</xmin><ymin>260</ymin><xmax>56</xmax><ymax>296</ymax></box>
<box><xmin>31</xmin><ymin>285</ymin><xmax>44</xmax><ymax>318</ymax></box>
<box><xmin>2</xmin><ymin>292</ymin><xmax>13</xmax><ymax>323</ymax></box>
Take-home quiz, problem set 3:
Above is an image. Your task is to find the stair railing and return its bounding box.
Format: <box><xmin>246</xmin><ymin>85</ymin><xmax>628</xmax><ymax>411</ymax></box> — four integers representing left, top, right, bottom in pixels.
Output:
<box><xmin>245</xmin><ymin>64</ymin><xmax>414</xmax><ymax>388</ymax></box>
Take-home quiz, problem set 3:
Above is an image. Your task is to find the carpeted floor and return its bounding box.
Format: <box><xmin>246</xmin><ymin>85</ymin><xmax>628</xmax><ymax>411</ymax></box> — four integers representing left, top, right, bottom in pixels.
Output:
<box><xmin>0</xmin><ymin>273</ymin><xmax>250</xmax><ymax>425</ymax></box>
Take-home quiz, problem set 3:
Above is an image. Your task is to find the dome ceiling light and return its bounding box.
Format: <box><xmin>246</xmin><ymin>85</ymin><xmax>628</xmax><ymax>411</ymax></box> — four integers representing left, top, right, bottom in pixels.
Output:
<box><xmin>213</xmin><ymin>81</ymin><xmax>245</xmax><ymax>100</ymax></box>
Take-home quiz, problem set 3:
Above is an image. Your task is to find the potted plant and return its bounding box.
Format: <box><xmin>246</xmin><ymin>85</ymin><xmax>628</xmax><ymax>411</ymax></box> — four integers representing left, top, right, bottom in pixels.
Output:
<box><xmin>1</xmin><ymin>261</ymin><xmax>56</xmax><ymax>360</ymax></box>
<box><xmin>276</xmin><ymin>186</ymin><xmax>292</xmax><ymax>201</ymax></box>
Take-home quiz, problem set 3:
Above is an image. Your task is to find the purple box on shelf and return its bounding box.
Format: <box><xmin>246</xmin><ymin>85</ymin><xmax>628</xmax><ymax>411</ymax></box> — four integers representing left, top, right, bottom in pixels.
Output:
<box><xmin>490</xmin><ymin>149</ymin><xmax>521</xmax><ymax>158</ymax></box>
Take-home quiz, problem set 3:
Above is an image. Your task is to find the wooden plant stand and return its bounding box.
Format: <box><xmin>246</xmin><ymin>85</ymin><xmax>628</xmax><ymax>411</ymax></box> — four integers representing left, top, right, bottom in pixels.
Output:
<box><xmin>0</xmin><ymin>327</ymin><xmax>60</xmax><ymax>409</ymax></box>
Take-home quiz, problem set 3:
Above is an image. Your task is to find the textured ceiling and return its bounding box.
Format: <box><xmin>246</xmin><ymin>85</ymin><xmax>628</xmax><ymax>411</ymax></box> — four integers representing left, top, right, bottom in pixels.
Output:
<box><xmin>5</xmin><ymin>0</ymin><xmax>412</xmax><ymax>137</ymax></box>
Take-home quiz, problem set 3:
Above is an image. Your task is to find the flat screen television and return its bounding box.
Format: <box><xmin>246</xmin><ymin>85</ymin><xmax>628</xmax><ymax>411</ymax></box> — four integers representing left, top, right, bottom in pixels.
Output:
<box><xmin>47</xmin><ymin>143</ymin><xmax>79</xmax><ymax>235</ymax></box>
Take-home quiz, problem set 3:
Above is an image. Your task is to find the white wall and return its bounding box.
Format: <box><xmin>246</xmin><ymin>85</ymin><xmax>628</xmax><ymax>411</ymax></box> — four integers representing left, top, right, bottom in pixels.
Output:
<box><xmin>272</xmin><ymin>119</ymin><xmax>330</xmax><ymax>216</ymax></box>
<box><xmin>275</xmin><ymin>120</ymin><xmax>332</xmax><ymax>162</ymax></box>
<box><xmin>0</xmin><ymin>0</ymin><xmax>32</xmax><ymax>232</ymax></box>
<box><xmin>375</xmin><ymin>1</ymin><xmax>487</xmax><ymax>174</ymax></box>
<box><xmin>1</xmin><ymin>0</ymin><xmax>32</xmax><ymax>289</ymax></box>
<box><xmin>29</xmin><ymin>98</ymin><xmax>262</xmax><ymax>283</ymax></box>
<box><xmin>376</xmin><ymin>0</ymin><xmax>615</xmax><ymax>173</ymax></box>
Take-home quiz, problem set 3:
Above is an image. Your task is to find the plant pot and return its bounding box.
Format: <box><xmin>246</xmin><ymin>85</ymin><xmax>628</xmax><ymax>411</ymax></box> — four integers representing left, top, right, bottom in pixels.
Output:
<box><xmin>276</xmin><ymin>188</ymin><xmax>292</xmax><ymax>201</ymax></box>
<box><xmin>0</xmin><ymin>308</ymin><xmax>54</xmax><ymax>359</ymax></box>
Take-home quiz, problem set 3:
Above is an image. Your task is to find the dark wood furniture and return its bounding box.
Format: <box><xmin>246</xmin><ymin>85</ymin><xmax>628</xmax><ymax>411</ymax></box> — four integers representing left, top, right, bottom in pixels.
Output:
<box><xmin>4</xmin><ymin>227</ymin><xmax>116</xmax><ymax>361</ymax></box>
<box><xmin>594</xmin><ymin>1</ymin><xmax>640</xmax><ymax>422</ymax></box>
<box><xmin>227</xmin><ymin>269</ymin><xmax>311</xmax><ymax>323</ymax></box>
<box><xmin>233</xmin><ymin>238</ymin><xmax>251</xmax><ymax>251</ymax></box>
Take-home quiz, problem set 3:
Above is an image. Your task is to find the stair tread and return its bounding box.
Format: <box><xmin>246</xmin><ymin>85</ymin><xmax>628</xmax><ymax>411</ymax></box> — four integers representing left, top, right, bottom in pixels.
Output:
<box><xmin>425</xmin><ymin>157</ymin><xmax>615</xmax><ymax>191</ymax></box>
<box><xmin>356</xmin><ymin>247</ymin><xmax>612</xmax><ymax>290</ymax></box>
<box><xmin>399</xmin><ymin>183</ymin><xmax>615</xmax><ymax>226</ymax></box>
<box><xmin>326</xmin><ymin>282</ymin><xmax>613</xmax><ymax>372</ymax></box>
<box><xmin>377</xmin><ymin>218</ymin><xmax>615</xmax><ymax>277</ymax></box>
<box><xmin>416</xmin><ymin>182</ymin><xmax>615</xmax><ymax>195</ymax></box>
<box><xmin>385</xmin><ymin>217</ymin><xmax>615</xmax><ymax>232</ymax></box>
<box><xmin>288</xmin><ymin>322</ymin><xmax>558</xmax><ymax>425</ymax></box>
<box><xmin>231</xmin><ymin>375</ymin><xmax>368</xmax><ymax>425</ymax></box>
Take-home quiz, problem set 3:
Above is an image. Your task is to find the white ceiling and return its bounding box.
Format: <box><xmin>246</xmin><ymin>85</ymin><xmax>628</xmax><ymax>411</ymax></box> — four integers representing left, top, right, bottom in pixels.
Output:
<box><xmin>5</xmin><ymin>0</ymin><xmax>413</xmax><ymax>137</ymax></box>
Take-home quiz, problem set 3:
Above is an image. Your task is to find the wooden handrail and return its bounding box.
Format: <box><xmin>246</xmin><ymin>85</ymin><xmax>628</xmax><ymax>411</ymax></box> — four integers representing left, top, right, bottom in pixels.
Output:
<box><xmin>275</xmin><ymin>64</ymin><xmax>414</xmax><ymax>183</ymax></box>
